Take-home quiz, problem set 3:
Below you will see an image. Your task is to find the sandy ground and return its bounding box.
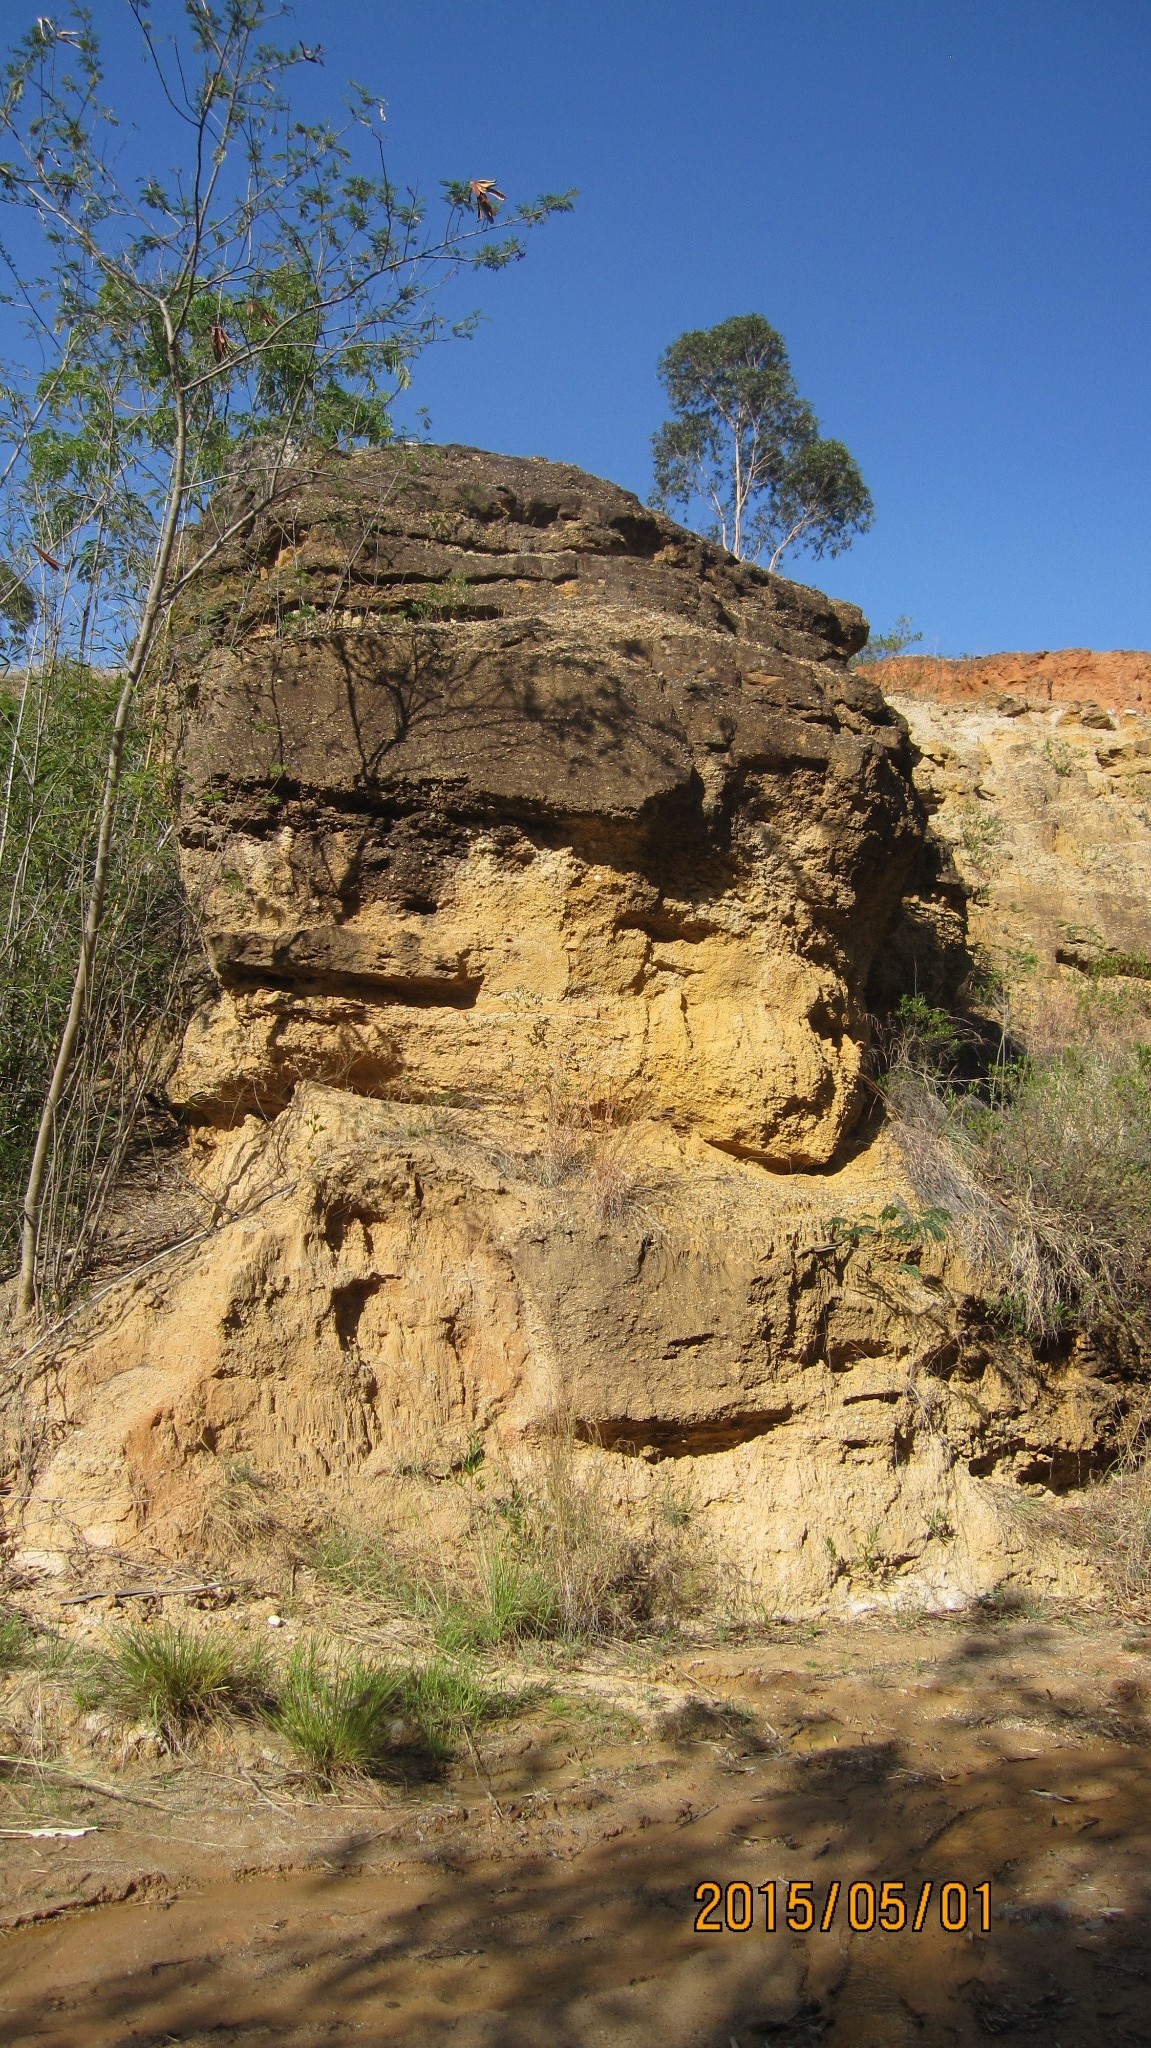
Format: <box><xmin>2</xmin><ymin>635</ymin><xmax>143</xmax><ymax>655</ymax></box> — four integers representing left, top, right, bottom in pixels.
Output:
<box><xmin>0</xmin><ymin>1609</ymin><xmax>1150</xmax><ymax>2045</ymax></box>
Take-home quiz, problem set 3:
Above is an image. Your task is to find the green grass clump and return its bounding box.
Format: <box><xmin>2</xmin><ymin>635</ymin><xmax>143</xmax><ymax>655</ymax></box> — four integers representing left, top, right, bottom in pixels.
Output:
<box><xmin>267</xmin><ymin>1643</ymin><xmax>509</xmax><ymax>1782</ymax></box>
<box><xmin>428</xmin><ymin>1546</ymin><xmax>560</xmax><ymax>1654</ymax></box>
<box><xmin>96</xmin><ymin>1621</ymin><xmax>264</xmax><ymax>1738</ymax></box>
<box><xmin>402</xmin><ymin>1657</ymin><xmax>511</xmax><ymax>1749</ymax></box>
<box><xmin>268</xmin><ymin>1643</ymin><xmax>402</xmax><ymax>1780</ymax></box>
<box><xmin>0</xmin><ymin>1608</ymin><xmax>32</xmax><ymax>1672</ymax></box>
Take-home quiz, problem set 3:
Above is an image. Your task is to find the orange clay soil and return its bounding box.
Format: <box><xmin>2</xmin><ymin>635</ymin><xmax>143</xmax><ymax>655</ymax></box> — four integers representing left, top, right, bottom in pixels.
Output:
<box><xmin>0</xmin><ymin>1611</ymin><xmax>1150</xmax><ymax>2046</ymax></box>
<box><xmin>867</xmin><ymin>647</ymin><xmax>1150</xmax><ymax>711</ymax></box>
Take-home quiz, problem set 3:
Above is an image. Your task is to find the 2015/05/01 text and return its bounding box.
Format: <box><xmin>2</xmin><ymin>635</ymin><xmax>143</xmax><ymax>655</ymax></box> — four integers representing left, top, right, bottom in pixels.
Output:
<box><xmin>693</xmin><ymin>1879</ymin><xmax>991</xmax><ymax>1935</ymax></box>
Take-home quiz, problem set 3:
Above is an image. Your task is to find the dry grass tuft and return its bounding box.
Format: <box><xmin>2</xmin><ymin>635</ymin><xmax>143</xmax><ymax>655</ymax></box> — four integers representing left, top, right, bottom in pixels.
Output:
<box><xmin>884</xmin><ymin>994</ymin><xmax>1151</xmax><ymax>1342</ymax></box>
<box><xmin>196</xmin><ymin>1457</ymin><xmax>305</xmax><ymax>1569</ymax></box>
<box><xmin>533</xmin><ymin>1076</ymin><xmax>658</xmax><ymax>1226</ymax></box>
<box><xmin>307</xmin><ymin>1423</ymin><xmax>706</xmax><ymax>1652</ymax></box>
<box><xmin>514</xmin><ymin>1420</ymin><xmax>702</xmax><ymax>1639</ymax></box>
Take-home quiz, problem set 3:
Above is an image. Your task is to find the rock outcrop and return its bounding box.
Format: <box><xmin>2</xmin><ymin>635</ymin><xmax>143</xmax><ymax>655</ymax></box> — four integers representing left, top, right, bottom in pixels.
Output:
<box><xmin>171</xmin><ymin>445</ymin><xmax>921</xmax><ymax>1169</ymax></box>
<box><xmin>10</xmin><ymin>457</ymin><xmax>1143</xmax><ymax>1612</ymax></box>
<box><xmin>887</xmin><ymin>685</ymin><xmax>1151</xmax><ymax>1014</ymax></box>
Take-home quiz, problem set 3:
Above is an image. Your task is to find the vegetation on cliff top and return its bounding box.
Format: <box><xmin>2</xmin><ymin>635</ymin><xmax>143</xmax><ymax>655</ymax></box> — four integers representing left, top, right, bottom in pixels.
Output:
<box><xmin>650</xmin><ymin>313</ymin><xmax>873</xmax><ymax>570</ymax></box>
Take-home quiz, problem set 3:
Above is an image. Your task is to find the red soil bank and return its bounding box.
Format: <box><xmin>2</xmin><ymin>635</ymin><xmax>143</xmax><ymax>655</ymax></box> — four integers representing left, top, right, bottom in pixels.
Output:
<box><xmin>867</xmin><ymin>647</ymin><xmax>1149</xmax><ymax>711</ymax></box>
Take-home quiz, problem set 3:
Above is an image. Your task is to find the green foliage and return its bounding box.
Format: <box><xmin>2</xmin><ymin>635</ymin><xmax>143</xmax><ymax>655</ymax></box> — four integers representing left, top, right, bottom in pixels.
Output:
<box><xmin>0</xmin><ymin>1607</ymin><xmax>32</xmax><ymax>1671</ymax></box>
<box><xmin>957</xmin><ymin>803</ymin><xmax>1006</xmax><ymax>868</ymax></box>
<box><xmin>401</xmin><ymin>1658</ymin><xmax>509</xmax><ymax>1750</ymax></box>
<box><xmin>0</xmin><ymin>4</ymin><xmax>571</xmax><ymax>1309</ymax></box>
<box><xmin>1082</xmin><ymin>951</ymin><xmax>1151</xmax><ymax>983</ymax></box>
<box><xmin>828</xmin><ymin>1200</ymin><xmax>950</xmax><ymax>1276</ymax></box>
<box><xmin>890</xmin><ymin>994</ymin><xmax>965</xmax><ymax>1069</ymax></box>
<box><xmin>98</xmin><ymin>1621</ymin><xmax>265</xmax><ymax>1739</ymax></box>
<box><xmin>852</xmin><ymin>614</ymin><xmax>924</xmax><ymax>665</ymax></box>
<box><xmin>400</xmin><ymin>575</ymin><xmax>474</xmax><ymax>622</ymax></box>
<box><xmin>0</xmin><ymin>662</ymin><xmax>188</xmax><ymax>1291</ymax></box>
<box><xmin>1042</xmin><ymin>737</ymin><xmax>1076</xmax><ymax>778</ymax></box>
<box><xmin>649</xmin><ymin>313</ymin><xmax>873</xmax><ymax>570</ymax></box>
<box><xmin>309</xmin><ymin>1433</ymin><xmax>700</xmax><ymax>1653</ymax></box>
<box><xmin>0</xmin><ymin>8</ymin><xmax>573</xmax><ymax>668</ymax></box>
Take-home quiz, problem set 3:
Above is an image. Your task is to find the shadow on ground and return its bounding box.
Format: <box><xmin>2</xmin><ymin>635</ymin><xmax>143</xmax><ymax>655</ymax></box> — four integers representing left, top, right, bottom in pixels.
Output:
<box><xmin>0</xmin><ymin>1618</ymin><xmax>1149</xmax><ymax>2045</ymax></box>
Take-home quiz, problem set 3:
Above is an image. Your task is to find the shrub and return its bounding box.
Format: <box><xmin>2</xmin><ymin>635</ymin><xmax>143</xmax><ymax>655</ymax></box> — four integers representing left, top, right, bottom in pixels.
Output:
<box><xmin>96</xmin><ymin>1620</ymin><xmax>263</xmax><ymax>1739</ymax></box>
<box><xmin>886</xmin><ymin>1011</ymin><xmax>1151</xmax><ymax>1341</ymax></box>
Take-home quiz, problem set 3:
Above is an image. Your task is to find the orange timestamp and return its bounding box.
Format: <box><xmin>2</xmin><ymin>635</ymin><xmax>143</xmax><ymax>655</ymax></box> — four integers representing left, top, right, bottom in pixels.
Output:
<box><xmin>694</xmin><ymin>1878</ymin><xmax>991</xmax><ymax>1936</ymax></box>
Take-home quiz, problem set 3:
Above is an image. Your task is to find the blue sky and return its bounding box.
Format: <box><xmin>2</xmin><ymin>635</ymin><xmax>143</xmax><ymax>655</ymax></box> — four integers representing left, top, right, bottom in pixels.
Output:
<box><xmin>17</xmin><ymin>1</ymin><xmax>1151</xmax><ymax>652</ymax></box>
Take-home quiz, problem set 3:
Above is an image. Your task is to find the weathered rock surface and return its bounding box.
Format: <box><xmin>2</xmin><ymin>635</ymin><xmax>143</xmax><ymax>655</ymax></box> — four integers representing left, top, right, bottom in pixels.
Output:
<box><xmin>9</xmin><ymin>460</ymin><xmax>1146</xmax><ymax>1612</ymax></box>
<box><xmin>14</xmin><ymin>1087</ymin><xmax>1113</xmax><ymax>1610</ymax></box>
<box><xmin>891</xmin><ymin>689</ymin><xmax>1151</xmax><ymax>1009</ymax></box>
<box><xmin>171</xmin><ymin>445</ymin><xmax>921</xmax><ymax>1168</ymax></box>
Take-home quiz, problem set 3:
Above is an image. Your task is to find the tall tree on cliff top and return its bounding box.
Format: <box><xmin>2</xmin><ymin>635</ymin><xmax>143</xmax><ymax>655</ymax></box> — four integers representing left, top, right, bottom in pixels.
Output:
<box><xmin>0</xmin><ymin>2</ymin><xmax>572</xmax><ymax>1317</ymax></box>
<box><xmin>650</xmin><ymin>314</ymin><xmax>873</xmax><ymax>572</ymax></box>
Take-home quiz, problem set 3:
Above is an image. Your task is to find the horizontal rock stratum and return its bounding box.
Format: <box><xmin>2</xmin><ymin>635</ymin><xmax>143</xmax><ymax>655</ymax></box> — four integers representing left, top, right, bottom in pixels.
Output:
<box><xmin>867</xmin><ymin>646</ymin><xmax>1150</xmax><ymax>712</ymax></box>
<box><xmin>172</xmin><ymin>444</ymin><xmax>922</xmax><ymax>1167</ymax></box>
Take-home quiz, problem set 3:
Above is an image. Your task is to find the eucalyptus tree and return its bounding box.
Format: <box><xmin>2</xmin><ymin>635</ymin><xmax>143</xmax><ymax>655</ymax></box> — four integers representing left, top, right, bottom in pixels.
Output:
<box><xmin>650</xmin><ymin>314</ymin><xmax>873</xmax><ymax>572</ymax></box>
<box><xmin>0</xmin><ymin>2</ymin><xmax>571</xmax><ymax>1315</ymax></box>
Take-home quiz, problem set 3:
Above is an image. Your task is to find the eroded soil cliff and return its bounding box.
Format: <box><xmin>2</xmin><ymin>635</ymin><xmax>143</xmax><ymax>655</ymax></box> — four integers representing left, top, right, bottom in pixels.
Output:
<box><xmin>7</xmin><ymin>454</ymin><xmax>1150</xmax><ymax>1615</ymax></box>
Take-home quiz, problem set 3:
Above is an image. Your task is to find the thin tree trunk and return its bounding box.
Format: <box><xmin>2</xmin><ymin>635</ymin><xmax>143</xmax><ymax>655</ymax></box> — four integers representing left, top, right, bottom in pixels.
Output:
<box><xmin>16</xmin><ymin>320</ymin><xmax>188</xmax><ymax>1318</ymax></box>
<box><xmin>767</xmin><ymin>512</ymin><xmax>815</xmax><ymax>574</ymax></box>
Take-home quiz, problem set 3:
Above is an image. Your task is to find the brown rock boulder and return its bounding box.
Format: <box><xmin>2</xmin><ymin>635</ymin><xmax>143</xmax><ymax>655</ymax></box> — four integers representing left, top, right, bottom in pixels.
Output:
<box><xmin>172</xmin><ymin>445</ymin><xmax>923</xmax><ymax>1167</ymax></box>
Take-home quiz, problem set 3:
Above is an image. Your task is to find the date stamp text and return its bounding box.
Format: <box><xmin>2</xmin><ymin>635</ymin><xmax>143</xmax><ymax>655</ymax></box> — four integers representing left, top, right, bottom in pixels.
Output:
<box><xmin>693</xmin><ymin>1878</ymin><xmax>991</xmax><ymax>1935</ymax></box>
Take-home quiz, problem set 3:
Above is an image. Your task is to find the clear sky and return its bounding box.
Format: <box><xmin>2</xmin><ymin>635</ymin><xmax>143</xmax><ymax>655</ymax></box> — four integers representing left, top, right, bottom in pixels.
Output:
<box><xmin>19</xmin><ymin>1</ymin><xmax>1151</xmax><ymax>653</ymax></box>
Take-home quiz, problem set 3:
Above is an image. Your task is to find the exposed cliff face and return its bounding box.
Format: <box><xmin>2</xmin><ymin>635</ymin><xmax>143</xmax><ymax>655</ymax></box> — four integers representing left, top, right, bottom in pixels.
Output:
<box><xmin>16</xmin><ymin>1084</ymin><xmax>1109</xmax><ymax>1612</ymax></box>
<box><xmin>171</xmin><ymin>445</ymin><xmax>921</xmax><ymax>1168</ymax></box>
<box><xmin>888</xmin><ymin>685</ymin><xmax>1151</xmax><ymax>1007</ymax></box>
<box><xmin>9</xmin><ymin>462</ymin><xmax>1145</xmax><ymax>1614</ymax></box>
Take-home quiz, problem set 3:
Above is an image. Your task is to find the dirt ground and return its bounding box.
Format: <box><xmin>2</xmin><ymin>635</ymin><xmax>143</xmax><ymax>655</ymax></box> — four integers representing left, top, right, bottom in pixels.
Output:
<box><xmin>1</xmin><ymin>1607</ymin><xmax>1150</xmax><ymax>2046</ymax></box>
